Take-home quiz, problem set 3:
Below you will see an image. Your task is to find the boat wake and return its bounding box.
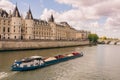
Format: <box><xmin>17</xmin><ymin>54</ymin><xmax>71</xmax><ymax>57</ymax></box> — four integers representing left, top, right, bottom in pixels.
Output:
<box><xmin>0</xmin><ymin>72</ymin><xmax>17</xmax><ymax>80</ymax></box>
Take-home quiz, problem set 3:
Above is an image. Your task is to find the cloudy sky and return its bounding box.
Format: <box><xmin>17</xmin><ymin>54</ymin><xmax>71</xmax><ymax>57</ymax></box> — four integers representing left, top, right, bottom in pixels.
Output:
<box><xmin>0</xmin><ymin>0</ymin><xmax>120</xmax><ymax>38</ymax></box>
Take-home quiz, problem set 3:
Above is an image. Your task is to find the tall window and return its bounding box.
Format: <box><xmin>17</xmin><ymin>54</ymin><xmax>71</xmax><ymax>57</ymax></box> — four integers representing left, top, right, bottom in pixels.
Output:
<box><xmin>8</xmin><ymin>27</ymin><xmax>10</xmax><ymax>32</ymax></box>
<box><xmin>29</xmin><ymin>36</ymin><xmax>31</xmax><ymax>39</ymax></box>
<box><xmin>3</xmin><ymin>20</ymin><xmax>5</xmax><ymax>25</ymax></box>
<box><xmin>3</xmin><ymin>27</ymin><xmax>5</xmax><ymax>32</ymax></box>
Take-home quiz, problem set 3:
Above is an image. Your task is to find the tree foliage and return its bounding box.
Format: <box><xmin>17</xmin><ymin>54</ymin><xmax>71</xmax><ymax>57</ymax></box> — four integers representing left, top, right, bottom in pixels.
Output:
<box><xmin>88</xmin><ymin>34</ymin><xmax>99</xmax><ymax>43</ymax></box>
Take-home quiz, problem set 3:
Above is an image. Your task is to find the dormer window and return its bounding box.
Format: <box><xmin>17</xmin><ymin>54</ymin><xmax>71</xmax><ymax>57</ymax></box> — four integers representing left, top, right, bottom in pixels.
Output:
<box><xmin>25</xmin><ymin>7</ymin><xmax>33</xmax><ymax>19</ymax></box>
<box><xmin>16</xmin><ymin>11</ymin><xmax>18</xmax><ymax>17</ymax></box>
<box><xmin>3</xmin><ymin>14</ymin><xmax>6</xmax><ymax>18</ymax></box>
<box><xmin>30</xmin><ymin>14</ymin><xmax>31</xmax><ymax>19</ymax></box>
<box><xmin>0</xmin><ymin>9</ymin><xmax>8</xmax><ymax>18</ymax></box>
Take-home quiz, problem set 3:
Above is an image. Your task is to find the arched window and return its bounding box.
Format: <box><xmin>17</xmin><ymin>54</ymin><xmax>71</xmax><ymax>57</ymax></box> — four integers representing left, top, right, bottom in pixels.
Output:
<box><xmin>3</xmin><ymin>14</ymin><xmax>6</xmax><ymax>18</ymax></box>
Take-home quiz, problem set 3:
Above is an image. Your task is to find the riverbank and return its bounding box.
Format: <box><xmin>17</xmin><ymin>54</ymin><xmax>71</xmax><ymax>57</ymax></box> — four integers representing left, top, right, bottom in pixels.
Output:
<box><xmin>0</xmin><ymin>40</ymin><xmax>89</xmax><ymax>51</ymax></box>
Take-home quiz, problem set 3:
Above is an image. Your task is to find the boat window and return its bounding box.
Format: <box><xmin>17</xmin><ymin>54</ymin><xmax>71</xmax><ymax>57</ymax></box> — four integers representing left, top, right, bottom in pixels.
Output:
<box><xmin>14</xmin><ymin>64</ymin><xmax>18</xmax><ymax>67</ymax></box>
<box><xmin>35</xmin><ymin>63</ymin><xmax>39</xmax><ymax>65</ymax></box>
<box><xmin>31</xmin><ymin>64</ymin><xmax>33</xmax><ymax>66</ymax></box>
<box><xmin>23</xmin><ymin>65</ymin><xmax>27</xmax><ymax>67</ymax></box>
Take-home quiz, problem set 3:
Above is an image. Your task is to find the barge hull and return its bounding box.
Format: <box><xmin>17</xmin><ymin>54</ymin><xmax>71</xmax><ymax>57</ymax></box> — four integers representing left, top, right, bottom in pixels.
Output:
<box><xmin>12</xmin><ymin>54</ymin><xmax>83</xmax><ymax>71</ymax></box>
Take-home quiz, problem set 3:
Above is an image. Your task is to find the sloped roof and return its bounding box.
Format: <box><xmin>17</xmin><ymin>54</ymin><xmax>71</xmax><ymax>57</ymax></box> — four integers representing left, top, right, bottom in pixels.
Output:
<box><xmin>25</xmin><ymin>8</ymin><xmax>33</xmax><ymax>19</ymax></box>
<box><xmin>48</xmin><ymin>14</ymin><xmax>54</xmax><ymax>22</ymax></box>
<box><xmin>12</xmin><ymin>5</ymin><xmax>21</xmax><ymax>17</ymax></box>
<box><xmin>0</xmin><ymin>9</ymin><xmax>8</xmax><ymax>17</ymax></box>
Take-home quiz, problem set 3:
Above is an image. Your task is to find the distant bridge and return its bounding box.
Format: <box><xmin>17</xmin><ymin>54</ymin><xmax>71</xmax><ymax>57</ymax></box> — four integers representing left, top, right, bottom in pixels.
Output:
<box><xmin>98</xmin><ymin>40</ymin><xmax>120</xmax><ymax>45</ymax></box>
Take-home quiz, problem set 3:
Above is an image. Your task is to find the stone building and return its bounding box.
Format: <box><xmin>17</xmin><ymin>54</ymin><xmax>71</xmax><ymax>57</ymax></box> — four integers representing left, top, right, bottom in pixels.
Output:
<box><xmin>0</xmin><ymin>5</ymin><xmax>90</xmax><ymax>41</ymax></box>
<box><xmin>76</xmin><ymin>30</ymin><xmax>91</xmax><ymax>40</ymax></box>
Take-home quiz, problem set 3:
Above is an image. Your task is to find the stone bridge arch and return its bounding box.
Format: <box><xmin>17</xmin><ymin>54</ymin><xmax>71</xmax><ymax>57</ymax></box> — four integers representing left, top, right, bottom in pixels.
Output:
<box><xmin>114</xmin><ymin>41</ymin><xmax>120</xmax><ymax>45</ymax></box>
<box><xmin>106</xmin><ymin>41</ymin><xmax>111</xmax><ymax>44</ymax></box>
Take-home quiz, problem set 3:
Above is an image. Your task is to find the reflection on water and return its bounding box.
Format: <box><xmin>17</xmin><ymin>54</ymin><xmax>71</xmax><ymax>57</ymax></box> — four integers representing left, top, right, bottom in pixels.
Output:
<box><xmin>0</xmin><ymin>45</ymin><xmax>120</xmax><ymax>80</ymax></box>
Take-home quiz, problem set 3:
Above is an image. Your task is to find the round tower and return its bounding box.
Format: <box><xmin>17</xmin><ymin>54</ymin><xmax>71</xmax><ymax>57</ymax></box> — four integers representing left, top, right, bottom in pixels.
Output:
<box><xmin>10</xmin><ymin>5</ymin><xmax>22</xmax><ymax>40</ymax></box>
<box><xmin>24</xmin><ymin>7</ymin><xmax>34</xmax><ymax>40</ymax></box>
<box><xmin>48</xmin><ymin>14</ymin><xmax>56</xmax><ymax>40</ymax></box>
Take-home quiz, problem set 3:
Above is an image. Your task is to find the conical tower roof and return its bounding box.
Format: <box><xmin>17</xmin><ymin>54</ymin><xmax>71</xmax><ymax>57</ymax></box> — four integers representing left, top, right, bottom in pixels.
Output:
<box><xmin>12</xmin><ymin>4</ymin><xmax>21</xmax><ymax>17</ymax></box>
<box><xmin>48</xmin><ymin>14</ymin><xmax>54</xmax><ymax>22</ymax></box>
<box><xmin>25</xmin><ymin>7</ymin><xmax>33</xmax><ymax>19</ymax></box>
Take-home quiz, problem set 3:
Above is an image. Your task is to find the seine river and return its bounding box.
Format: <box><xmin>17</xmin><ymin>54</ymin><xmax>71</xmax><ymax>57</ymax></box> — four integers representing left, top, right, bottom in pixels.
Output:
<box><xmin>0</xmin><ymin>45</ymin><xmax>120</xmax><ymax>80</ymax></box>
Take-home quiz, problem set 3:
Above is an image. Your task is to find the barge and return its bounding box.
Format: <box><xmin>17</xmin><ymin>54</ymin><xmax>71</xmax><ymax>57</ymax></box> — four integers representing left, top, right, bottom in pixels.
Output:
<box><xmin>11</xmin><ymin>52</ymin><xmax>83</xmax><ymax>71</ymax></box>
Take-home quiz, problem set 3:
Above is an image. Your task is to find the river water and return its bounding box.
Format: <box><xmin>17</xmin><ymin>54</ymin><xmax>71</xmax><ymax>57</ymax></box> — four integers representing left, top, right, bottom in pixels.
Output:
<box><xmin>0</xmin><ymin>45</ymin><xmax>120</xmax><ymax>80</ymax></box>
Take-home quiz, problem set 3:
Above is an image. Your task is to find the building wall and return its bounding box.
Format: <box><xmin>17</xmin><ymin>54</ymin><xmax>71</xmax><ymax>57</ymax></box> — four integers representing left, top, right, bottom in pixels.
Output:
<box><xmin>0</xmin><ymin>17</ymin><xmax>11</xmax><ymax>40</ymax></box>
<box><xmin>34</xmin><ymin>21</ymin><xmax>52</xmax><ymax>40</ymax></box>
<box><xmin>24</xmin><ymin>19</ymin><xmax>34</xmax><ymax>40</ymax></box>
<box><xmin>49</xmin><ymin>22</ymin><xmax>56</xmax><ymax>40</ymax></box>
<box><xmin>10</xmin><ymin>17</ymin><xmax>22</xmax><ymax>40</ymax></box>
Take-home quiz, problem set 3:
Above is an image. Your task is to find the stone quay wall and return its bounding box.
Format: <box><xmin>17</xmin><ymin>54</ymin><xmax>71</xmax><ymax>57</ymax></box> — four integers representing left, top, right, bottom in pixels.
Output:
<box><xmin>0</xmin><ymin>40</ymin><xmax>89</xmax><ymax>51</ymax></box>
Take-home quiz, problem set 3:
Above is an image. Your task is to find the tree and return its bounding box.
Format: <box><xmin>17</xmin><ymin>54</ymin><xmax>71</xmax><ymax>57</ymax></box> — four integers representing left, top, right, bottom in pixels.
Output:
<box><xmin>88</xmin><ymin>34</ymin><xmax>99</xmax><ymax>43</ymax></box>
<box><xmin>102</xmin><ymin>36</ymin><xmax>107</xmax><ymax>40</ymax></box>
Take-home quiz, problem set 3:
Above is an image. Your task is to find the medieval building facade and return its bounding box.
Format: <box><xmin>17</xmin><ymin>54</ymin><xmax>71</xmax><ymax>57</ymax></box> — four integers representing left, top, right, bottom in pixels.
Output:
<box><xmin>0</xmin><ymin>5</ymin><xmax>90</xmax><ymax>41</ymax></box>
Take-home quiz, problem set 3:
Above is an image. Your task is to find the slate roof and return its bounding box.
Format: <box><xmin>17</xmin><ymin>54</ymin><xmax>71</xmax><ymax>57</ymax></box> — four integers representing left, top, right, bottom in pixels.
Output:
<box><xmin>25</xmin><ymin>8</ymin><xmax>33</xmax><ymax>19</ymax></box>
<box><xmin>12</xmin><ymin>5</ymin><xmax>21</xmax><ymax>17</ymax></box>
<box><xmin>0</xmin><ymin>9</ymin><xmax>8</xmax><ymax>17</ymax></box>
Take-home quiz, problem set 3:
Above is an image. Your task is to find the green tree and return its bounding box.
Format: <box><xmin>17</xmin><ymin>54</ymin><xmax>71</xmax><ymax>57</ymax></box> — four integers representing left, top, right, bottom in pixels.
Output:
<box><xmin>88</xmin><ymin>34</ymin><xmax>99</xmax><ymax>43</ymax></box>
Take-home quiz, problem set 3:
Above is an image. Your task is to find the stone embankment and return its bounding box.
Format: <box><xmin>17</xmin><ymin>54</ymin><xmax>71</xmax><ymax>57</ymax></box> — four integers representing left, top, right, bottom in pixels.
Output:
<box><xmin>0</xmin><ymin>40</ymin><xmax>89</xmax><ymax>51</ymax></box>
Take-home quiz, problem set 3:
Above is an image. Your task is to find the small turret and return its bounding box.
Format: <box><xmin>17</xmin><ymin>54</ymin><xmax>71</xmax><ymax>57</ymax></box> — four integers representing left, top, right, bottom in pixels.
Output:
<box><xmin>12</xmin><ymin>4</ymin><xmax>21</xmax><ymax>17</ymax></box>
<box><xmin>24</xmin><ymin>6</ymin><xmax>34</xmax><ymax>40</ymax></box>
<box><xmin>8</xmin><ymin>10</ymin><xmax>12</xmax><ymax>17</ymax></box>
<box><xmin>25</xmin><ymin>7</ymin><xmax>33</xmax><ymax>19</ymax></box>
<box><xmin>48</xmin><ymin>14</ymin><xmax>54</xmax><ymax>22</ymax></box>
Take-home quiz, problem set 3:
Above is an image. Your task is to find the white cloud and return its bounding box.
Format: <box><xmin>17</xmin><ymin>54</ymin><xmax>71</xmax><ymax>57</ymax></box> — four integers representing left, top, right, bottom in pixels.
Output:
<box><xmin>40</xmin><ymin>0</ymin><xmax>120</xmax><ymax>38</ymax></box>
<box><xmin>40</xmin><ymin>8</ymin><xmax>60</xmax><ymax>21</ymax></box>
<box><xmin>56</xmin><ymin>0</ymin><xmax>106</xmax><ymax>8</ymax></box>
<box><xmin>95</xmin><ymin>0</ymin><xmax>120</xmax><ymax>17</ymax></box>
<box><xmin>0</xmin><ymin>0</ymin><xmax>15</xmax><ymax>12</ymax></box>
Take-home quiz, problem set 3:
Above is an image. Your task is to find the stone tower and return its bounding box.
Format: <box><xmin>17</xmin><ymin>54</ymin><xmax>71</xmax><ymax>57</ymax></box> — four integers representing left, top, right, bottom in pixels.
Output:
<box><xmin>0</xmin><ymin>9</ymin><xmax>9</xmax><ymax>40</ymax></box>
<box><xmin>48</xmin><ymin>14</ymin><xmax>56</xmax><ymax>40</ymax></box>
<box><xmin>24</xmin><ymin>7</ymin><xmax>34</xmax><ymax>40</ymax></box>
<box><xmin>10</xmin><ymin>4</ymin><xmax>22</xmax><ymax>40</ymax></box>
